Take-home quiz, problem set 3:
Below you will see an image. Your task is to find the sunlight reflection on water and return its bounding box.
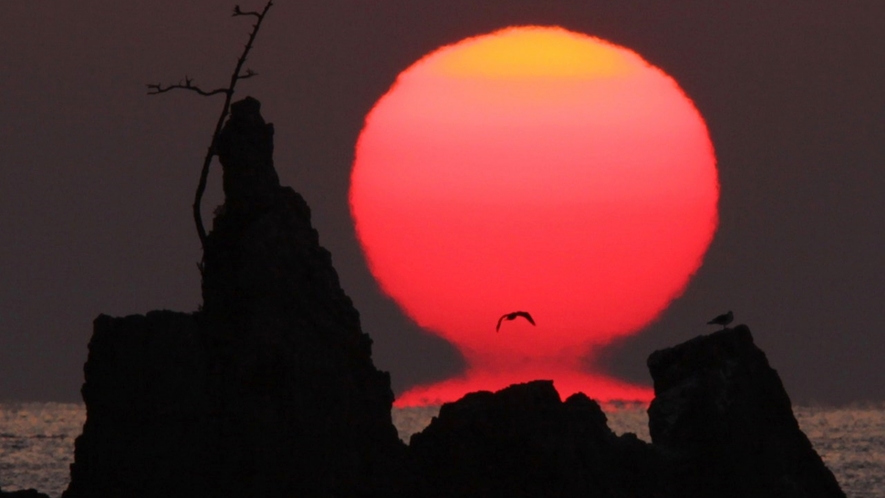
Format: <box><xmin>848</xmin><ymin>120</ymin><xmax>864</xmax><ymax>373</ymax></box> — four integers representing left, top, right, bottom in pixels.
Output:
<box><xmin>1</xmin><ymin>402</ymin><xmax>882</xmax><ymax>497</ymax></box>
<box><xmin>0</xmin><ymin>402</ymin><xmax>86</xmax><ymax>498</ymax></box>
<box><xmin>795</xmin><ymin>404</ymin><xmax>885</xmax><ymax>498</ymax></box>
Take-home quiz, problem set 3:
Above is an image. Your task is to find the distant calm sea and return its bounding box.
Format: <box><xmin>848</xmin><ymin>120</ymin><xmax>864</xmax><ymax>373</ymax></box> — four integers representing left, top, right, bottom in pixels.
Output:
<box><xmin>2</xmin><ymin>402</ymin><xmax>882</xmax><ymax>497</ymax></box>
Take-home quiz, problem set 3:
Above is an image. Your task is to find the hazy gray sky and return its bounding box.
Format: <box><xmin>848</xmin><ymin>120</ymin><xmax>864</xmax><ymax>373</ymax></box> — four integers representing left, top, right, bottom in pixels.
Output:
<box><xmin>2</xmin><ymin>1</ymin><xmax>884</xmax><ymax>404</ymax></box>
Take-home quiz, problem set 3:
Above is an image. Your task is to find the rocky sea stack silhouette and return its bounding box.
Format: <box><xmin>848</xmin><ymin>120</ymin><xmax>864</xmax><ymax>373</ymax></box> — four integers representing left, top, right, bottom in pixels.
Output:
<box><xmin>63</xmin><ymin>98</ymin><xmax>406</xmax><ymax>497</ymax></box>
<box><xmin>647</xmin><ymin>325</ymin><xmax>844</xmax><ymax>497</ymax></box>
<box><xmin>58</xmin><ymin>98</ymin><xmax>844</xmax><ymax>497</ymax></box>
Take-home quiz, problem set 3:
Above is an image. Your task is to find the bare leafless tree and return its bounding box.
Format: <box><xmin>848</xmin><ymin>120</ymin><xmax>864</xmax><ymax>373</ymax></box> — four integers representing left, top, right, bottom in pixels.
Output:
<box><xmin>148</xmin><ymin>2</ymin><xmax>273</xmax><ymax>250</ymax></box>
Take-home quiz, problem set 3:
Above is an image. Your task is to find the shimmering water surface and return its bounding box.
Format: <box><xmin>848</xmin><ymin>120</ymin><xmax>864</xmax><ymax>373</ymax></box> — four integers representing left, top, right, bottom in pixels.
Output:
<box><xmin>2</xmin><ymin>402</ymin><xmax>882</xmax><ymax>497</ymax></box>
<box><xmin>0</xmin><ymin>403</ymin><xmax>86</xmax><ymax>497</ymax></box>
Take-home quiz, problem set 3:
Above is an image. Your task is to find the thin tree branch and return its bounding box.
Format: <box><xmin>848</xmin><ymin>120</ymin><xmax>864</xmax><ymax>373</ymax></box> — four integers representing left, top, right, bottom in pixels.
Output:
<box><xmin>147</xmin><ymin>1</ymin><xmax>273</xmax><ymax>252</ymax></box>
<box><xmin>236</xmin><ymin>68</ymin><xmax>258</xmax><ymax>80</ymax></box>
<box><xmin>233</xmin><ymin>5</ymin><xmax>262</xmax><ymax>18</ymax></box>
<box><xmin>146</xmin><ymin>77</ymin><xmax>230</xmax><ymax>97</ymax></box>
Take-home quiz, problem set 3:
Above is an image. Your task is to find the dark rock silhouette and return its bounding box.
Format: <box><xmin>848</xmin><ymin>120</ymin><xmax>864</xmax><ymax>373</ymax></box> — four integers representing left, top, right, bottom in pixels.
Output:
<box><xmin>65</xmin><ymin>312</ymin><xmax>209</xmax><ymax>497</ymax></box>
<box><xmin>403</xmin><ymin>328</ymin><xmax>845</xmax><ymax>497</ymax></box>
<box><xmin>213</xmin><ymin>97</ymin><xmax>280</xmax><ymax>210</ymax></box>
<box><xmin>55</xmin><ymin>97</ymin><xmax>844</xmax><ymax>498</ymax></box>
<box><xmin>64</xmin><ymin>97</ymin><xmax>405</xmax><ymax>498</ymax></box>
<box><xmin>0</xmin><ymin>487</ymin><xmax>49</xmax><ymax>498</ymax></box>
<box><xmin>408</xmin><ymin>380</ymin><xmax>659</xmax><ymax>497</ymax></box>
<box><xmin>647</xmin><ymin>325</ymin><xmax>845</xmax><ymax>498</ymax></box>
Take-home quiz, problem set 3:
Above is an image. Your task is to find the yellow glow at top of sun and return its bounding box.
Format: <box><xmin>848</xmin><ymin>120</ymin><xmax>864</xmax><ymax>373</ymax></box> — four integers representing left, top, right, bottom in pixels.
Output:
<box><xmin>432</xmin><ymin>26</ymin><xmax>639</xmax><ymax>79</ymax></box>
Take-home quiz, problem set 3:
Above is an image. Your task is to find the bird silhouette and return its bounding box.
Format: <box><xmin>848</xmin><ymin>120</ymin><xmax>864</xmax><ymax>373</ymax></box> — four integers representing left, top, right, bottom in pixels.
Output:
<box><xmin>496</xmin><ymin>311</ymin><xmax>535</xmax><ymax>332</ymax></box>
<box><xmin>707</xmin><ymin>310</ymin><xmax>734</xmax><ymax>329</ymax></box>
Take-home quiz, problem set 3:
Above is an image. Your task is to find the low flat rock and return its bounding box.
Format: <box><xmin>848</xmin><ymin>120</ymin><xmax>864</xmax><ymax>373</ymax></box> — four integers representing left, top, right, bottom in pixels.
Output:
<box><xmin>408</xmin><ymin>380</ymin><xmax>658</xmax><ymax>498</ymax></box>
<box><xmin>0</xmin><ymin>488</ymin><xmax>50</xmax><ymax>498</ymax></box>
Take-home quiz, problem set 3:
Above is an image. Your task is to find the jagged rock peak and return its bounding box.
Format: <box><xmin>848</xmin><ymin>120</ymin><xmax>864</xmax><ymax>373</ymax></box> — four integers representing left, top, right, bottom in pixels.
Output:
<box><xmin>215</xmin><ymin>96</ymin><xmax>280</xmax><ymax>206</ymax></box>
<box><xmin>64</xmin><ymin>97</ymin><xmax>406</xmax><ymax>497</ymax></box>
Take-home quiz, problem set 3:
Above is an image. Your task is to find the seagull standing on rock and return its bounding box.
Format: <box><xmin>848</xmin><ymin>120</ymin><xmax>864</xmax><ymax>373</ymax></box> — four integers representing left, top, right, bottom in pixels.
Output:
<box><xmin>496</xmin><ymin>311</ymin><xmax>535</xmax><ymax>332</ymax></box>
<box><xmin>707</xmin><ymin>311</ymin><xmax>734</xmax><ymax>329</ymax></box>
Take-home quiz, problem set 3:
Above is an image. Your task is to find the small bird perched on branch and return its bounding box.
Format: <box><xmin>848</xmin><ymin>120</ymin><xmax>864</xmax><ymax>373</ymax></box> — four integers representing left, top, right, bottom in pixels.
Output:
<box><xmin>496</xmin><ymin>311</ymin><xmax>536</xmax><ymax>332</ymax></box>
<box><xmin>707</xmin><ymin>310</ymin><xmax>734</xmax><ymax>329</ymax></box>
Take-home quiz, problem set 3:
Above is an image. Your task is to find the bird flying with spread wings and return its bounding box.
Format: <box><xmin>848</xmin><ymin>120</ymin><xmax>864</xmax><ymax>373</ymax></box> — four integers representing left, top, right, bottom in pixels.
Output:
<box><xmin>707</xmin><ymin>310</ymin><xmax>734</xmax><ymax>329</ymax></box>
<box><xmin>496</xmin><ymin>311</ymin><xmax>536</xmax><ymax>332</ymax></box>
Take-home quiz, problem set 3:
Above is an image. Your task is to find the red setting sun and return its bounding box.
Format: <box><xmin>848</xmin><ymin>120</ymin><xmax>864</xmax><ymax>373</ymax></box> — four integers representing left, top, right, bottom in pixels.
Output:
<box><xmin>350</xmin><ymin>27</ymin><xmax>719</xmax><ymax>406</ymax></box>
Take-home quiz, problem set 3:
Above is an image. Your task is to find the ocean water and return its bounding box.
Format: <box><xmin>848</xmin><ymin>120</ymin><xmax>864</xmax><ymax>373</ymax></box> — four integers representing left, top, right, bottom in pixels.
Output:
<box><xmin>0</xmin><ymin>403</ymin><xmax>85</xmax><ymax>497</ymax></box>
<box><xmin>2</xmin><ymin>402</ymin><xmax>882</xmax><ymax>497</ymax></box>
